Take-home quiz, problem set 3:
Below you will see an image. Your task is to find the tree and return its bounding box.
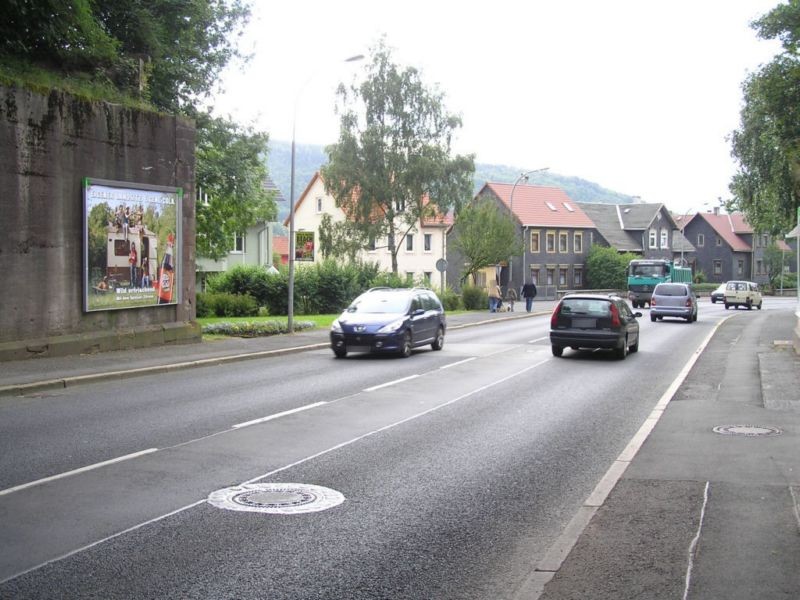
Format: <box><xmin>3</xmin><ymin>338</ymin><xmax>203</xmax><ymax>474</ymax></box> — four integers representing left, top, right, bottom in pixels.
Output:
<box><xmin>585</xmin><ymin>245</ymin><xmax>639</xmax><ymax>290</ymax></box>
<box><xmin>195</xmin><ymin>114</ymin><xmax>277</xmax><ymax>260</ymax></box>
<box><xmin>730</xmin><ymin>2</ymin><xmax>800</xmax><ymax>233</ymax></box>
<box><xmin>763</xmin><ymin>241</ymin><xmax>786</xmax><ymax>288</ymax></box>
<box><xmin>321</xmin><ymin>39</ymin><xmax>475</xmax><ymax>274</ymax></box>
<box><xmin>317</xmin><ymin>213</ymin><xmax>369</xmax><ymax>262</ymax></box>
<box><xmin>450</xmin><ymin>197</ymin><xmax>522</xmax><ymax>285</ymax></box>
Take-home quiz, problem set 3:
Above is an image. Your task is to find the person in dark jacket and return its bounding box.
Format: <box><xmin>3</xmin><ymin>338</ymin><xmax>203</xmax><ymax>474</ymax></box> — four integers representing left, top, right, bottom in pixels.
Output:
<box><xmin>520</xmin><ymin>280</ymin><xmax>538</xmax><ymax>312</ymax></box>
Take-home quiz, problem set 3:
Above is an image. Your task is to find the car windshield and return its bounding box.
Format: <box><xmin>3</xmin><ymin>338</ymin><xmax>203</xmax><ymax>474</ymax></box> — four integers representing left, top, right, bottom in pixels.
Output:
<box><xmin>347</xmin><ymin>293</ymin><xmax>410</xmax><ymax>314</ymax></box>
<box><xmin>560</xmin><ymin>299</ymin><xmax>611</xmax><ymax>316</ymax></box>
<box><xmin>654</xmin><ymin>284</ymin><xmax>687</xmax><ymax>296</ymax></box>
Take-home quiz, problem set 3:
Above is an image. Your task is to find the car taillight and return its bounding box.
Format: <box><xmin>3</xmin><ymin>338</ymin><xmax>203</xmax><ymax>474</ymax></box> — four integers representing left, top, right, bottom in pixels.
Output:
<box><xmin>650</xmin><ymin>297</ymin><xmax>657</xmax><ymax>307</ymax></box>
<box><xmin>610</xmin><ymin>303</ymin><xmax>621</xmax><ymax>327</ymax></box>
<box><xmin>551</xmin><ymin>304</ymin><xmax>562</xmax><ymax>328</ymax></box>
<box><xmin>685</xmin><ymin>298</ymin><xmax>693</xmax><ymax>307</ymax></box>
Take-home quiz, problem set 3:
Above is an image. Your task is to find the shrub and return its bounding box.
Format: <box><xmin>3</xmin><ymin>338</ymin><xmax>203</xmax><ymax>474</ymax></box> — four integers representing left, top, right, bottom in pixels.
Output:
<box><xmin>205</xmin><ymin>264</ymin><xmax>276</xmax><ymax>307</ymax></box>
<box><xmin>439</xmin><ymin>287</ymin><xmax>462</xmax><ymax>311</ymax></box>
<box><xmin>201</xmin><ymin>320</ymin><xmax>316</xmax><ymax>337</ymax></box>
<box><xmin>197</xmin><ymin>292</ymin><xmax>258</xmax><ymax>317</ymax></box>
<box><xmin>461</xmin><ymin>285</ymin><xmax>487</xmax><ymax>310</ymax></box>
<box><xmin>585</xmin><ymin>245</ymin><xmax>637</xmax><ymax>290</ymax></box>
<box><xmin>693</xmin><ymin>270</ymin><xmax>707</xmax><ymax>284</ymax></box>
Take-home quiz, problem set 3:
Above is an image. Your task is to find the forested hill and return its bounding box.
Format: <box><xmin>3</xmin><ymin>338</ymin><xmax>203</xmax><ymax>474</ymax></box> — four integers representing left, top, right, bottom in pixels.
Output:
<box><xmin>267</xmin><ymin>140</ymin><xmax>637</xmax><ymax>222</ymax></box>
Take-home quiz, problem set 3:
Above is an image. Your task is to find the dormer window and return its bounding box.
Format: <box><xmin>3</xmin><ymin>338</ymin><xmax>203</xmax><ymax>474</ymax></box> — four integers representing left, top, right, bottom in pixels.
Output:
<box><xmin>545</xmin><ymin>201</ymin><xmax>557</xmax><ymax>211</ymax></box>
<box><xmin>562</xmin><ymin>202</ymin><xmax>574</xmax><ymax>212</ymax></box>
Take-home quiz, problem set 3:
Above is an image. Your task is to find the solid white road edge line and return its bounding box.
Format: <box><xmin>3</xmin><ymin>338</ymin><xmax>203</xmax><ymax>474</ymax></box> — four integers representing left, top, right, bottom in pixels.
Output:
<box><xmin>525</xmin><ymin>316</ymin><xmax>730</xmax><ymax>599</ymax></box>
<box><xmin>0</xmin><ymin>448</ymin><xmax>159</xmax><ymax>498</ymax></box>
<box><xmin>2</xmin><ymin>358</ymin><xmax>550</xmax><ymax>584</ymax></box>
<box><xmin>232</xmin><ymin>402</ymin><xmax>328</xmax><ymax>429</ymax></box>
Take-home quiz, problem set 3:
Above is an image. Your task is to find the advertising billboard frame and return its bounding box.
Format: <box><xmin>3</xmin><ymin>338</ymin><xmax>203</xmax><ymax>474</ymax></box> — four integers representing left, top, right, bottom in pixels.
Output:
<box><xmin>83</xmin><ymin>177</ymin><xmax>183</xmax><ymax>312</ymax></box>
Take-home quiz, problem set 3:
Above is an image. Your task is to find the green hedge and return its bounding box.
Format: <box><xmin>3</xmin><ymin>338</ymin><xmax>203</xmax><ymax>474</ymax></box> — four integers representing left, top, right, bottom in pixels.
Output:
<box><xmin>196</xmin><ymin>292</ymin><xmax>258</xmax><ymax>317</ymax></box>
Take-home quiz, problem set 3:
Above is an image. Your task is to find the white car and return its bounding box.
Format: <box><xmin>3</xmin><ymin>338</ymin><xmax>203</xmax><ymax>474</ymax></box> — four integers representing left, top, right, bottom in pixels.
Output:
<box><xmin>710</xmin><ymin>284</ymin><xmax>726</xmax><ymax>303</ymax></box>
<box><xmin>724</xmin><ymin>281</ymin><xmax>762</xmax><ymax>310</ymax></box>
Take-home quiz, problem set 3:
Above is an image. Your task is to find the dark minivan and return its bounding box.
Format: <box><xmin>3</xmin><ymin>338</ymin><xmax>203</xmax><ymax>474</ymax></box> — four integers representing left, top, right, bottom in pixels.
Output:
<box><xmin>330</xmin><ymin>287</ymin><xmax>446</xmax><ymax>358</ymax></box>
<box><xmin>550</xmin><ymin>294</ymin><xmax>641</xmax><ymax>359</ymax></box>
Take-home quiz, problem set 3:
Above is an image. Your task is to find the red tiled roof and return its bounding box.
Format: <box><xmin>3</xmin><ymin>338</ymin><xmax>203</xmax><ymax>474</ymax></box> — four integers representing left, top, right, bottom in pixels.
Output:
<box><xmin>698</xmin><ymin>213</ymin><xmax>751</xmax><ymax>251</ymax></box>
<box><xmin>483</xmin><ymin>183</ymin><xmax>595</xmax><ymax>228</ymax></box>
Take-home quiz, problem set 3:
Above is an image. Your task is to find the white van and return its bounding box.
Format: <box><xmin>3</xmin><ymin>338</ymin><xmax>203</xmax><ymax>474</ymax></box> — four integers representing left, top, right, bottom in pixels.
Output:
<box><xmin>724</xmin><ymin>281</ymin><xmax>762</xmax><ymax>310</ymax></box>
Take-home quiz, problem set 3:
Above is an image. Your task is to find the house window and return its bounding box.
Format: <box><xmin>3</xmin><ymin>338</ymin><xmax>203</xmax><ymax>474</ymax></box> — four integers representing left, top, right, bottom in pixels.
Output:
<box><xmin>232</xmin><ymin>233</ymin><xmax>245</xmax><ymax>253</ymax></box>
<box><xmin>559</xmin><ymin>232</ymin><xmax>568</xmax><ymax>253</ymax></box>
<box><xmin>546</xmin><ymin>231</ymin><xmax>556</xmax><ymax>253</ymax></box>
<box><xmin>529</xmin><ymin>267</ymin><xmax>540</xmax><ymax>285</ymax></box>
<box><xmin>713</xmin><ymin>260</ymin><xmax>722</xmax><ymax>275</ymax></box>
<box><xmin>574</xmin><ymin>267</ymin><xmax>583</xmax><ymax>287</ymax></box>
<box><xmin>546</xmin><ymin>268</ymin><xmax>555</xmax><ymax>285</ymax></box>
<box><xmin>649</xmin><ymin>230</ymin><xmax>657</xmax><ymax>249</ymax></box>
<box><xmin>660</xmin><ymin>228</ymin><xmax>668</xmax><ymax>249</ymax></box>
<box><xmin>405</xmin><ymin>272</ymin><xmax>414</xmax><ymax>283</ymax></box>
<box><xmin>716</xmin><ymin>236</ymin><xmax>722</xmax><ymax>246</ymax></box>
<box><xmin>737</xmin><ymin>260</ymin><xmax>744</xmax><ymax>276</ymax></box>
<box><xmin>423</xmin><ymin>271</ymin><xmax>432</xmax><ymax>284</ymax></box>
<box><xmin>756</xmin><ymin>260</ymin><xmax>763</xmax><ymax>275</ymax></box>
<box><xmin>366</xmin><ymin>237</ymin><xmax>376</xmax><ymax>252</ymax></box>
<box><xmin>530</xmin><ymin>231</ymin><xmax>541</xmax><ymax>253</ymax></box>
<box><xmin>315</xmin><ymin>197</ymin><xmax>323</xmax><ymax>213</ymax></box>
<box><xmin>424</xmin><ymin>233</ymin><xmax>432</xmax><ymax>252</ymax></box>
<box><xmin>697</xmin><ymin>233</ymin><xmax>705</xmax><ymax>247</ymax></box>
<box><xmin>574</xmin><ymin>232</ymin><xmax>583</xmax><ymax>254</ymax></box>
<box><xmin>559</xmin><ymin>268</ymin><xmax>568</xmax><ymax>286</ymax></box>
<box><xmin>763</xmin><ymin>234</ymin><xmax>769</xmax><ymax>246</ymax></box>
<box><xmin>406</xmin><ymin>234</ymin><xmax>414</xmax><ymax>252</ymax></box>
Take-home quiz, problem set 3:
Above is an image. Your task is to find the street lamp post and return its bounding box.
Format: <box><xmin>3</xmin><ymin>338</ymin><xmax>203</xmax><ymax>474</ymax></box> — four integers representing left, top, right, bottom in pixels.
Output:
<box><xmin>287</xmin><ymin>54</ymin><xmax>364</xmax><ymax>333</ymax></box>
<box><xmin>509</xmin><ymin>167</ymin><xmax>548</xmax><ymax>291</ymax></box>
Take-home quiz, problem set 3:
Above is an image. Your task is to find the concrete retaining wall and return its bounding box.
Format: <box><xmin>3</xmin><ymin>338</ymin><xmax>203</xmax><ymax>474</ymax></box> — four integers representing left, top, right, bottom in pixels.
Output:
<box><xmin>0</xmin><ymin>85</ymin><xmax>199</xmax><ymax>360</ymax></box>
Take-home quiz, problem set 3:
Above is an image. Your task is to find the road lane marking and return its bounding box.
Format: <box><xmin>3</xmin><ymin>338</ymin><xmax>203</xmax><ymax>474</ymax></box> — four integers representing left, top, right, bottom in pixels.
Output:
<box><xmin>2</xmin><ymin>357</ymin><xmax>551</xmax><ymax>584</ymax></box>
<box><xmin>364</xmin><ymin>374</ymin><xmax>419</xmax><ymax>392</ymax></box>
<box><xmin>529</xmin><ymin>336</ymin><xmax>549</xmax><ymax>344</ymax></box>
<box><xmin>0</xmin><ymin>449</ymin><xmax>158</xmax><ymax>497</ymax></box>
<box><xmin>232</xmin><ymin>402</ymin><xmax>328</xmax><ymax>429</ymax></box>
<box><xmin>439</xmin><ymin>357</ymin><xmax>477</xmax><ymax>369</ymax></box>
<box><xmin>529</xmin><ymin>317</ymin><xmax>728</xmax><ymax>598</ymax></box>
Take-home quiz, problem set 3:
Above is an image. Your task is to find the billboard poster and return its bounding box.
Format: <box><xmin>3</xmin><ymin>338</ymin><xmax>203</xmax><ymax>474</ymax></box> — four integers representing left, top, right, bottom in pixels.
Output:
<box><xmin>295</xmin><ymin>231</ymin><xmax>315</xmax><ymax>261</ymax></box>
<box><xmin>83</xmin><ymin>178</ymin><xmax>182</xmax><ymax>312</ymax></box>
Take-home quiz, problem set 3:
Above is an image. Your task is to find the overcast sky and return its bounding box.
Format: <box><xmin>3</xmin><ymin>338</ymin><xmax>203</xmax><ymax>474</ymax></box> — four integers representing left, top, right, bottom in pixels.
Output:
<box><xmin>211</xmin><ymin>0</ymin><xmax>783</xmax><ymax>214</ymax></box>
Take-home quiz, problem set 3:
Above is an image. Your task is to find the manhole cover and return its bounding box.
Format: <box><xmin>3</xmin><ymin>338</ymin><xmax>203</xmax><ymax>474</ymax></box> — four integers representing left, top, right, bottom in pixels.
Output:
<box><xmin>208</xmin><ymin>483</ymin><xmax>345</xmax><ymax>514</ymax></box>
<box><xmin>712</xmin><ymin>425</ymin><xmax>782</xmax><ymax>437</ymax></box>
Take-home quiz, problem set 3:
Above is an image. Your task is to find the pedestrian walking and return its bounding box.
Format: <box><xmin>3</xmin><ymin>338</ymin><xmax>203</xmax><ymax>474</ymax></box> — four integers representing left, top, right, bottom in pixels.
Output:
<box><xmin>488</xmin><ymin>283</ymin><xmax>502</xmax><ymax>312</ymax></box>
<box><xmin>521</xmin><ymin>280</ymin><xmax>538</xmax><ymax>312</ymax></box>
<box><xmin>506</xmin><ymin>286</ymin><xmax>517</xmax><ymax>312</ymax></box>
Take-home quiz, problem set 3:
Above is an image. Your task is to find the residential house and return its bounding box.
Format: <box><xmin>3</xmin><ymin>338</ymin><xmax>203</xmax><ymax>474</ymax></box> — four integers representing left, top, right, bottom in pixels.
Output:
<box><xmin>681</xmin><ymin>208</ymin><xmax>793</xmax><ymax>284</ymax></box>
<box><xmin>579</xmin><ymin>202</ymin><xmax>696</xmax><ymax>266</ymax></box>
<box><xmin>286</xmin><ymin>172</ymin><xmax>452</xmax><ymax>289</ymax></box>
<box><xmin>195</xmin><ymin>176</ymin><xmax>284</xmax><ymax>290</ymax></box>
<box><xmin>448</xmin><ymin>183</ymin><xmax>596</xmax><ymax>299</ymax></box>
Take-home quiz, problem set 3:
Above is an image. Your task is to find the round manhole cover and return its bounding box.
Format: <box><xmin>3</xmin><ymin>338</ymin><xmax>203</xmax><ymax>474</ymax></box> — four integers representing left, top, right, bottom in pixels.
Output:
<box><xmin>712</xmin><ymin>425</ymin><xmax>782</xmax><ymax>437</ymax></box>
<box><xmin>208</xmin><ymin>483</ymin><xmax>345</xmax><ymax>514</ymax></box>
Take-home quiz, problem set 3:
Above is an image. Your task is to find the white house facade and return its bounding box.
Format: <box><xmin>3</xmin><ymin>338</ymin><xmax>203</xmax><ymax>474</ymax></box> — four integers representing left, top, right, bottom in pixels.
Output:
<box><xmin>288</xmin><ymin>172</ymin><xmax>452</xmax><ymax>290</ymax></box>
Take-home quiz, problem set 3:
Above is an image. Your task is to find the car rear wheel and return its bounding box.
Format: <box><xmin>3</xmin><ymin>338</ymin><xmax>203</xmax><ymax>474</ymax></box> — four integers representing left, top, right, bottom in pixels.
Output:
<box><xmin>724</xmin><ymin>303</ymin><xmax>730</xmax><ymax>310</ymax></box>
<box><xmin>551</xmin><ymin>345</ymin><xmax>563</xmax><ymax>357</ymax></box>
<box><xmin>629</xmin><ymin>337</ymin><xmax>639</xmax><ymax>353</ymax></box>
<box><xmin>650</xmin><ymin>314</ymin><xmax>656</xmax><ymax>322</ymax></box>
<box><xmin>615</xmin><ymin>338</ymin><xmax>628</xmax><ymax>360</ymax></box>
<box><xmin>431</xmin><ymin>327</ymin><xmax>444</xmax><ymax>351</ymax></box>
<box><xmin>399</xmin><ymin>331</ymin><xmax>412</xmax><ymax>358</ymax></box>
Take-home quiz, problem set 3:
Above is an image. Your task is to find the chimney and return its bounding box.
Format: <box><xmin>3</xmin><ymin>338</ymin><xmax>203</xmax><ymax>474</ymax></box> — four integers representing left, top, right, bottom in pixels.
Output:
<box><xmin>713</xmin><ymin>206</ymin><xmax>719</xmax><ymax>216</ymax></box>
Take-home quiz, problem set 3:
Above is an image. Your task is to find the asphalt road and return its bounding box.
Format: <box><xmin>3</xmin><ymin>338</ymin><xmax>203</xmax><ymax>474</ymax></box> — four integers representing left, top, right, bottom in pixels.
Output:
<box><xmin>0</xmin><ymin>300</ymin><xmax>790</xmax><ymax>598</ymax></box>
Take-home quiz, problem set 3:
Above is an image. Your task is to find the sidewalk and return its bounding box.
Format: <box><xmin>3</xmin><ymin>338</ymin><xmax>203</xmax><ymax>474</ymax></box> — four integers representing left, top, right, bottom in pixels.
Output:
<box><xmin>528</xmin><ymin>308</ymin><xmax>800</xmax><ymax>599</ymax></box>
<box><xmin>0</xmin><ymin>301</ymin><xmax>557</xmax><ymax>396</ymax></box>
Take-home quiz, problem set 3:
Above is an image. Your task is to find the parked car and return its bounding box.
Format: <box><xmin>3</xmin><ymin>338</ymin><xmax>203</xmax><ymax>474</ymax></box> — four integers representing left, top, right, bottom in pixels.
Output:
<box><xmin>710</xmin><ymin>283</ymin><xmax>726</xmax><ymax>304</ymax></box>
<box><xmin>724</xmin><ymin>281</ymin><xmax>762</xmax><ymax>310</ymax></box>
<box><xmin>330</xmin><ymin>287</ymin><xmax>446</xmax><ymax>358</ymax></box>
<box><xmin>650</xmin><ymin>283</ymin><xmax>698</xmax><ymax>323</ymax></box>
<box><xmin>550</xmin><ymin>294</ymin><xmax>641</xmax><ymax>359</ymax></box>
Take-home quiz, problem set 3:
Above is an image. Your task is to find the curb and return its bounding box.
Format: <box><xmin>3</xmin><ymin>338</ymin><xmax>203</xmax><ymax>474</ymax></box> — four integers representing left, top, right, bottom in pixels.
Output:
<box><xmin>0</xmin><ymin>311</ymin><xmax>547</xmax><ymax>398</ymax></box>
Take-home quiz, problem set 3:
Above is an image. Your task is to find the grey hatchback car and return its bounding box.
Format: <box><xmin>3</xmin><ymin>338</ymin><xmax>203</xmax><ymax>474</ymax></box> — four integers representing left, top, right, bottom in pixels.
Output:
<box><xmin>550</xmin><ymin>294</ymin><xmax>642</xmax><ymax>359</ymax></box>
<box><xmin>650</xmin><ymin>283</ymin><xmax>698</xmax><ymax>323</ymax></box>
